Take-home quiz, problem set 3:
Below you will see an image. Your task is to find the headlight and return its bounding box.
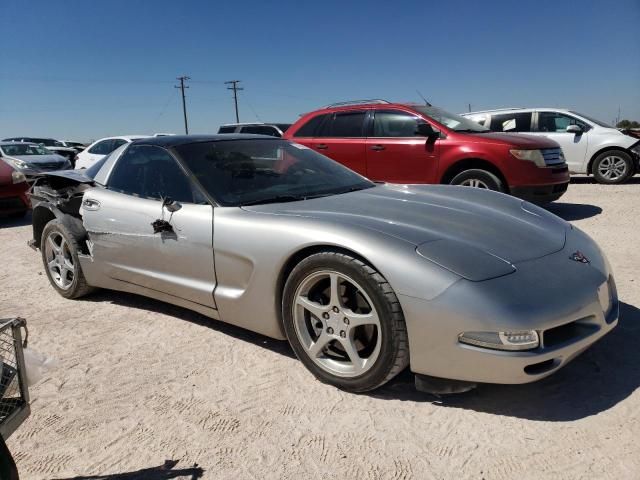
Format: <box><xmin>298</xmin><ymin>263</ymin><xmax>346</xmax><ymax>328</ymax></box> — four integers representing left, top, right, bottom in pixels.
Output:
<box><xmin>8</xmin><ymin>158</ymin><xmax>29</xmax><ymax>169</ymax></box>
<box><xmin>598</xmin><ymin>275</ymin><xmax>617</xmax><ymax>318</ymax></box>
<box><xmin>12</xmin><ymin>170</ymin><xmax>27</xmax><ymax>184</ymax></box>
<box><xmin>459</xmin><ymin>330</ymin><xmax>539</xmax><ymax>351</ymax></box>
<box><xmin>510</xmin><ymin>149</ymin><xmax>546</xmax><ymax>167</ymax></box>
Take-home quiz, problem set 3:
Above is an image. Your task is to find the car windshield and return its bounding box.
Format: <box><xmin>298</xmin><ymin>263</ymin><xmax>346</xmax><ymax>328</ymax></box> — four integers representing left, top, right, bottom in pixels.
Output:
<box><xmin>31</xmin><ymin>138</ymin><xmax>63</xmax><ymax>147</ymax></box>
<box><xmin>412</xmin><ymin>106</ymin><xmax>490</xmax><ymax>132</ymax></box>
<box><xmin>569</xmin><ymin>111</ymin><xmax>612</xmax><ymax>128</ymax></box>
<box><xmin>1</xmin><ymin>144</ymin><xmax>50</xmax><ymax>156</ymax></box>
<box><xmin>175</xmin><ymin>139</ymin><xmax>375</xmax><ymax>206</ymax></box>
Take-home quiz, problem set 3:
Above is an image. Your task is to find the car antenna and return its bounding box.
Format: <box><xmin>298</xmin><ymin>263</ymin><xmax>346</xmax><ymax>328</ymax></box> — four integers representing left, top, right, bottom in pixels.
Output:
<box><xmin>416</xmin><ymin>90</ymin><xmax>432</xmax><ymax>106</ymax></box>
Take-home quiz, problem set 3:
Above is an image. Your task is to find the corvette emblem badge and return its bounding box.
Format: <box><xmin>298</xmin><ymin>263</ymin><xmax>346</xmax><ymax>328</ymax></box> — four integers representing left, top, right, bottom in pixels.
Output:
<box><xmin>570</xmin><ymin>251</ymin><xmax>590</xmax><ymax>264</ymax></box>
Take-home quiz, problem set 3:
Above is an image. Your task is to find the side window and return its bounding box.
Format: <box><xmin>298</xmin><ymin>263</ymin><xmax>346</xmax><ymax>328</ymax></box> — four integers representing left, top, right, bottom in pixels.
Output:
<box><xmin>372</xmin><ymin>110</ymin><xmax>425</xmax><ymax>137</ymax></box>
<box><xmin>317</xmin><ymin>111</ymin><xmax>366</xmax><ymax>138</ymax></box>
<box><xmin>537</xmin><ymin>112</ymin><xmax>588</xmax><ymax>132</ymax></box>
<box><xmin>107</xmin><ymin>145</ymin><xmax>201</xmax><ymax>203</ymax></box>
<box><xmin>240</xmin><ymin>125</ymin><xmax>279</xmax><ymax>137</ymax></box>
<box><xmin>88</xmin><ymin>140</ymin><xmax>114</xmax><ymax>155</ymax></box>
<box><xmin>218</xmin><ymin>126</ymin><xmax>236</xmax><ymax>134</ymax></box>
<box><xmin>293</xmin><ymin>114</ymin><xmax>328</xmax><ymax>137</ymax></box>
<box><xmin>111</xmin><ymin>139</ymin><xmax>128</xmax><ymax>150</ymax></box>
<box><xmin>489</xmin><ymin>112</ymin><xmax>532</xmax><ymax>132</ymax></box>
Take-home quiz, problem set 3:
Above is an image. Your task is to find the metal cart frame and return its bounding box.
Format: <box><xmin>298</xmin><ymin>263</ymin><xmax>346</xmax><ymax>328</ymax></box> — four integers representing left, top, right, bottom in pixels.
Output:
<box><xmin>0</xmin><ymin>317</ymin><xmax>30</xmax><ymax>440</ymax></box>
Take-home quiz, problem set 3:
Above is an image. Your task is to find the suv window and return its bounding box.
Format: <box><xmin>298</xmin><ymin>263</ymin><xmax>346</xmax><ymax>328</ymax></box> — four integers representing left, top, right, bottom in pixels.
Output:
<box><xmin>218</xmin><ymin>126</ymin><xmax>237</xmax><ymax>134</ymax></box>
<box><xmin>317</xmin><ymin>111</ymin><xmax>366</xmax><ymax>137</ymax></box>
<box><xmin>240</xmin><ymin>125</ymin><xmax>280</xmax><ymax>137</ymax></box>
<box><xmin>373</xmin><ymin>110</ymin><xmax>425</xmax><ymax>137</ymax></box>
<box><xmin>489</xmin><ymin>112</ymin><xmax>532</xmax><ymax>132</ymax></box>
<box><xmin>537</xmin><ymin>112</ymin><xmax>589</xmax><ymax>132</ymax></box>
<box><xmin>88</xmin><ymin>139</ymin><xmax>114</xmax><ymax>155</ymax></box>
<box><xmin>293</xmin><ymin>114</ymin><xmax>328</xmax><ymax>137</ymax></box>
<box><xmin>108</xmin><ymin>145</ymin><xmax>201</xmax><ymax>203</ymax></box>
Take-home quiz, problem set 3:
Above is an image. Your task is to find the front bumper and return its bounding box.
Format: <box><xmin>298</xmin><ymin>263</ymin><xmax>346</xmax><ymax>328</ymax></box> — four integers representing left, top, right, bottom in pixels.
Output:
<box><xmin>400</xmin><ymin>227</ymin><xmax>618</xmax><ymax>384</ymax></box>
<box><xmin>511</xmin><ymin>181</ymin><xmax>569</xmax><ymax>204</ymax></box>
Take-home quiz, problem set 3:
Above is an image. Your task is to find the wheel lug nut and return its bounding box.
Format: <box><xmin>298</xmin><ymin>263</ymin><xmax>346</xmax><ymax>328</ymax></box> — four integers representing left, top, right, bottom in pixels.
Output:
<box><xmin>332</xmin><ymin>306</ymin><xmax>339</xmax><ymax>313</ymax></box>
<box><xmin>340</xmin><ymin>330</ymin><xmax>346</xmax><ymax>338</ymax></box>
<box><xmin>343</xmin><ymin>317</ymin><xmax>349</xmax><ymax>325</ymax></box>
<box><xmin>322</xmin><ymin>312</ymin><xmax>330</xmax><ymax>319</ymax></box>
<box><xmin>327</xmin><ymin>327</ymin><xmax>334</xmax><ymax>334</ymax></box>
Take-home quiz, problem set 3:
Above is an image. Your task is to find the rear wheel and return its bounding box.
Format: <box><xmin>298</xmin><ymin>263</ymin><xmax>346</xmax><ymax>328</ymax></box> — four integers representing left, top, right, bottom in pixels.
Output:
<box><xmin>282</xmin><ymin>252</ymin><xmax>409</xmax><ymax>392</ymax></box>
<box><xmin>41</xmin><ymin>219</ymin><xmax>94</xmax><ymax>299</ymax></box>
<box><xmin>450</xmin><ymin>169</ymin><xmax>504</xmax><ymax>192</ymax></box>
<box><xmin>592</xmin><ymin>150</ymin><xmax>633</xmax><ymax>184</ymax></box>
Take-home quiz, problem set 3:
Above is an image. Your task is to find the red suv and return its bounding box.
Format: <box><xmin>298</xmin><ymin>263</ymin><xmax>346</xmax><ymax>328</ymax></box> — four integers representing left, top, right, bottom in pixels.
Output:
<box><xmin>284</xmin><ymin>100</ymin><xmax>569</xmax><ymax>203</ymax></box>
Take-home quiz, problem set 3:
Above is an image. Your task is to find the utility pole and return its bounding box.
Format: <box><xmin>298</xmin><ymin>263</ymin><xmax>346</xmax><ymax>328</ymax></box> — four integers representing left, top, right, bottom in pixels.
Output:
<box><xmin>175</xmin><ymin>76</ymin><xmax>190</xmax><ymax>134</ymax></box>
<box><xmin>225</xmin><ymin>80</ymin><xmax>243</xmax><ymax>123</ymax></box>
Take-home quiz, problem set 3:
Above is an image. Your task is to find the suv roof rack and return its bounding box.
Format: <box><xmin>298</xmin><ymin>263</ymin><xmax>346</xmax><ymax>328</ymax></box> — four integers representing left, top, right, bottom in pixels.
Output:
<box><xmin>322</xmin><ymin>99</ymin><xmax>390</xmax><ymax>108</ymax></box>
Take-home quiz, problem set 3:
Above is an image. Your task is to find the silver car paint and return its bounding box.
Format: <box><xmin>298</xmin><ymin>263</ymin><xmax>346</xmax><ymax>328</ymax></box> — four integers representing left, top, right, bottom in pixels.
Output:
<box><xmin>80</xmin><ymin>188</ymin><xmax>216</xmax><ymax>309</ymax></box>
<box><xmin>70</xmin><ymin>164</ymin><xmax>617</xmax><ymax>384</ymax></box>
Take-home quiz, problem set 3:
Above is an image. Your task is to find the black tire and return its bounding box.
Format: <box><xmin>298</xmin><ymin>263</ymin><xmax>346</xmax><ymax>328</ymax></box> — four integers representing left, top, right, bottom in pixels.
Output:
<box><xmin>592</xmin><ymin>150</ymin><xmax>634</xmax><ymax>184</ymax></box>
<box><xmin>282</xmin><ymin>251</ymin><xmax>409</xmax><ymax>392</ymax></box>
<box><xmin>450</xmin><ymin>168</ymin><xmax>504</xmax><ymax>192</ymax></box>
<box><xmin>41</xmin><ymin>219</ymin><xmax>95</xmax><ymax>299</ymax></box>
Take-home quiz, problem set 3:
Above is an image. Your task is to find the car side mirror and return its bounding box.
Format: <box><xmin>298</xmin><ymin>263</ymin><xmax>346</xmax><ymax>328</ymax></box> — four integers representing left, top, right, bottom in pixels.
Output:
<box><xmin>162</xmin><ymin>197</ymin><xmax>182</xmax><ymax>213</ymax></box>
<box><xmin>416</xmin><ymin>123</ymin><xmax>440</xmax><ymax>140</ymax></box>
<box><xmin>566</xmin><ymin>124</ymin><xmax>583</xmax><ymax>134</ymax></box>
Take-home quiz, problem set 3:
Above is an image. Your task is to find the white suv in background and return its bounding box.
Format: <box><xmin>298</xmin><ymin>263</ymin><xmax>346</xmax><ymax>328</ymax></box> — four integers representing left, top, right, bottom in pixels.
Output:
<box><xmin>75</xmin><ymin>135</ymin><xmax>150</xmax><ymax>169</ymax></box>
<box><xmin>462</xmin><ymin>108</ymin><xmax>640</xmax><ymax>184</ymax></box>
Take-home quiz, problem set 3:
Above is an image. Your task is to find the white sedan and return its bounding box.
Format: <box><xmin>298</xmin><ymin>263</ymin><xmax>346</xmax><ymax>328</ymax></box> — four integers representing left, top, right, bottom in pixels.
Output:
<box><xmin>75</xmin><ymin>135</ymin><xmax>149</xmax><ymax>169</ymax></box>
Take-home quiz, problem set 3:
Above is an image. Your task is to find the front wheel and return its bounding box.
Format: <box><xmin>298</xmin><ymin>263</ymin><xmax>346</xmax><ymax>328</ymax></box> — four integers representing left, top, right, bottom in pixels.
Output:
<box><xmin>450</xmin><ymin>169</ymin><xmax>504</xmax><ymax>192</ymax></box>
<box><xmin>592</xmin><ymin>150</ymin><xmax>634</xmax><ymax>184</ymax></box>
<box><xmin>282</xmin><ymin>251</ymin><xmax>409</xmax><ymax>392</ymax></box>
<box><xmin>41</xmin><ymin>219</ymin><xmax>95</xmax><ymax>299</ymax></box>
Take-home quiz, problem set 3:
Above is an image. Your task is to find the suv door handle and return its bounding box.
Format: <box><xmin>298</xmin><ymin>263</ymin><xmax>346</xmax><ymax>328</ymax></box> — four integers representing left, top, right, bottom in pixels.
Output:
<box><xmin>82</xmin><ymin>198</ymin><xmax>101</xmax><ymax>211</ymax></box>
<box><xmin>370</xmin><ymin>144</ymin><xmax>385</xmax><ymax>151</ymax></box>
<box><xmin>315</xmin><ymin>144</ymin><xmax>328</xmax><ymax>150</ymax></box>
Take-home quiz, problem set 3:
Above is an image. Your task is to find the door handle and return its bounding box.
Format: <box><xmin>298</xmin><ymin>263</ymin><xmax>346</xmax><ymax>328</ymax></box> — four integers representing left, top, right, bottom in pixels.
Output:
<box><xmin>370</xmin><ymin>144</ymin><xmax>385</xmax><ymax>151</ymax></box>
<box><xmin>315</xmin><ymin>144</ymin><xmax>328</xmax><ymax>150</ymax></box>
<box><xmin>82</xmin><ymin>198</ymin><xmax>101</xmax><ymax>211</ymax></box>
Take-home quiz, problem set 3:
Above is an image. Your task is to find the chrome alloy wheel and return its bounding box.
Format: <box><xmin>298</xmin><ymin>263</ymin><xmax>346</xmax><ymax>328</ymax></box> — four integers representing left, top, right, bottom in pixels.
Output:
<box><xmin>460</xmin><ymin>178</ymin><xmax>489</xmax><ymax>188</ymax></box>
<box><xmin>293</xmin><ymin>270</ymin><xmax>382</xmax><ymax>378</ymax></box>
<box><xmin>44</xmin><ymin>231</ymin><xmax>75</xmax><ymax>290</ymax></box>
<box><xmin>597</xmin><ymin>155</ymin><xmax>628</xmax><ymax>181</ymax></box>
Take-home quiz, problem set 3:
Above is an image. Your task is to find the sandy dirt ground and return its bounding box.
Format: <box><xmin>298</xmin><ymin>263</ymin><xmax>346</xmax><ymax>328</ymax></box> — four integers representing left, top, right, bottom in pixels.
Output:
<box><xmin>1</xmin><ymin>178</ymin><xmax>639</xmax><ymax>480</ymax></box>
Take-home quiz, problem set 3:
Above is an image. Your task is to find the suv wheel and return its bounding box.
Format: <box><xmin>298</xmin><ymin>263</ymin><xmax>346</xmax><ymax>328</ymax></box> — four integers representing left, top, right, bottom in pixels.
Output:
<box><xmin>592</xmin><ymin>150</ymin><xmax>634</xmax><ymax>184</ymax></box>
<box><xmin>450</xmin><ymin>169</ymin><xmax>504</xmax><ymax>192</ymax></box>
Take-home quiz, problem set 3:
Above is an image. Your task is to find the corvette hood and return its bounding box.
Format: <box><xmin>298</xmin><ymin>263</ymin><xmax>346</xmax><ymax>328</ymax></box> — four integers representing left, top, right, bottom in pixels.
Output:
<box><xmin>244</xmin><ymin>184</ymin><xmax>567</xmax><ymax>265</ymax></box>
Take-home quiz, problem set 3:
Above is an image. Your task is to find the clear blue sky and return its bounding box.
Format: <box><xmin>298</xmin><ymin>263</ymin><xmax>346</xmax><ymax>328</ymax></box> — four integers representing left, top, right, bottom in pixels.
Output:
<box><xmin>1</xmin><ymin>0</ymin><xmax>638</xmax><ymax>141</ymax></box>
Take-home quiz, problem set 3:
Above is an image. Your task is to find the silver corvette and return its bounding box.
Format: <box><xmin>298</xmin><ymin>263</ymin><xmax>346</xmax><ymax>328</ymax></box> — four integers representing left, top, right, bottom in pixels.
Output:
<box><xmin>29</xmin><ymin>135</ymin><xmax>618</xmax><ymax>393</ymax></box>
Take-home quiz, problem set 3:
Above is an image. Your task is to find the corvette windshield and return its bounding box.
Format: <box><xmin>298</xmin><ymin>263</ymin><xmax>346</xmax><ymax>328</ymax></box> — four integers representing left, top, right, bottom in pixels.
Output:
<box><xmin>175</xmin><ymin>139</ymin><xmax>375</xmax><ymax>206</ymax></box>
<box><xmin>412</xmin><ymin>106</ymin><xmax>490</xmax><ymax>132</ymax></box>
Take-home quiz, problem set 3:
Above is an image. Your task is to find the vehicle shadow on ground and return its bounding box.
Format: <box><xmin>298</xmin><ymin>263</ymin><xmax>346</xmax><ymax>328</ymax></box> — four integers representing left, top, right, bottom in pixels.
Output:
<box><xmin>376</xmin><ymin>301</ymin><xmax>640</xmax><ymax>422</ymax></box>
<box><xmin>571</xmin><ymin>176</ymin><xmax>640</xmax><ymax>185</ymax></box>
<box><xmin>545</xmin><ymin>202</ymin><xmax>602</xmax><ymax>221</ymax></box>
<box><xmin>52</xmin><ymin>459</ymin><xmax>204</xmax><ymax>480</ymax></box>
<box><xmin>84</xmin><ymin>290</ymin><xmax>297</xmax><ymax>360</ymax></box>
<box><xmin>0</xmin><ymin>212</ymin><xmax>31</xmax><ymax>228</ymax></box>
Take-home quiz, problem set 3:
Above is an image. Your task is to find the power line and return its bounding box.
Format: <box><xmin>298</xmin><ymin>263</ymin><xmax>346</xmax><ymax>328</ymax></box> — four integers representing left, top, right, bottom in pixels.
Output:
<box><xmin>225</xmin><ymin>80</ymin><xmax>243</xmax><ymax>123</ymax></box>
<box><xmin>238</xmin><ymin>91</ymin><xmax>263</xmax><ymax>122</ymax></box>
<box><xmin>175</xmin><ymin>76</ymin><xmax>191</xmax><ymax>134</ymax></box>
